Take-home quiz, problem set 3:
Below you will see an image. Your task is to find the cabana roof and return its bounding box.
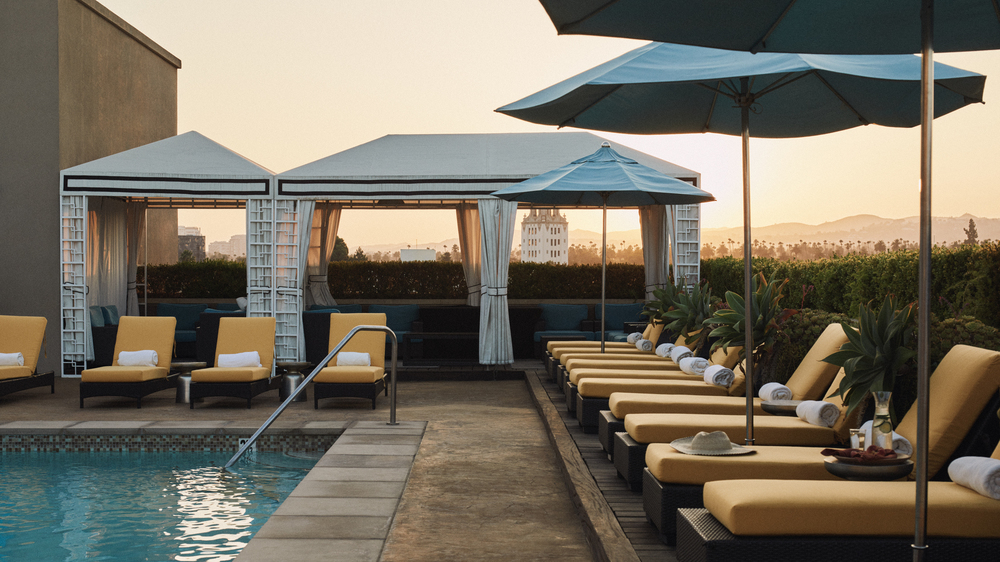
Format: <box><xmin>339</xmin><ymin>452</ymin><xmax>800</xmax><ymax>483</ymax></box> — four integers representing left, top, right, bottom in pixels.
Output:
<box><xmin>60</xmin><ymin>131</ymin><xmax>273</xmax><ymax>199</ymax></box>
<box><xmin>276</xmin><ymin>132</ymin><xmax>700</xmax><ymax>205</ymax></box>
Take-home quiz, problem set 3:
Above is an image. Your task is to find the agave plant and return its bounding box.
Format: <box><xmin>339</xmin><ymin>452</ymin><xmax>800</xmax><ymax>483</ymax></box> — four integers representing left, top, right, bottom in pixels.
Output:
<box><xmin>705</xmin><ymin>272</ymin><xmax>791</xmax><ymax>375</ymax></box>
<box><xmin>662</xmin><ymin>280</ymin><xmax>713</xmax><ymax>353</ymax></box>
<box><xmin>823</xmin><ymin>294</ymin><xmax>917</xmax><ymax>423</ymax></box>
<box><xmin>640</xmin><ymin>278</ymin><xmax>681</xmax><ymax>326</ymax></box>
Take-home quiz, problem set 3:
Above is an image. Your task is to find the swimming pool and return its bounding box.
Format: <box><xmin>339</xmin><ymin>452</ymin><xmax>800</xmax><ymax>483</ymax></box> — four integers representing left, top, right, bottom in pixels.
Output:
<box><xmin>0</xmin><ymin>450</ymin><xmax>320</xmax><ymax>561</ymax></box>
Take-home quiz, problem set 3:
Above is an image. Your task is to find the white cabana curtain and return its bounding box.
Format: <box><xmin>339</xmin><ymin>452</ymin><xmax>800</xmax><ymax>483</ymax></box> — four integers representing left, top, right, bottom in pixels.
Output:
<box><xmin>296</xmin><ymin>200</ymin><xmax>315</xmax><ymax>359</ymax></box>
<box><xmin>86</xmin><ymin>197</ymin><xmax>127</xmax><ymax>360</ymax></box>
<box><xmin>456</xmin><ymin>202</ymin><xmax>482</xmax><ymax>306</ymax></box>
<box><xmin>125</xmin><ymin>201</ymin><xmax>147</xmax><ymax>316</ymax></box>
<box><xmin>305</xmin><ymin>202</ymin><xmax>341</xmax><ymax>308</ymax></box>
<box><xmin>640</xmin><ymin>204</ymin><xmax>673</xmax><ymax>301</ymax></box>
<box><xmin>478</xmin><ymin>198</ymin><xmax>517</xmax><ymax>365</ymax></box>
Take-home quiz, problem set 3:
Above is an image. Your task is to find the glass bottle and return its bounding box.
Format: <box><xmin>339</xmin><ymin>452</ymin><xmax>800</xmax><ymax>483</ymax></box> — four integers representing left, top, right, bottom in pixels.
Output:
<box><xmin>871</xmin><ymin>391</ymin><xmax>893</xmax><ymax>450</ymax></box>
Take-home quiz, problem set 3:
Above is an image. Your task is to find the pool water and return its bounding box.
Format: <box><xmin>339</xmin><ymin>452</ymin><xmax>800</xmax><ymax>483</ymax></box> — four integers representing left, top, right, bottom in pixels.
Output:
<box><xmin>0</xmin><ymin>450</ymin><xmax>320</xmax><ymax>562</ymax></box>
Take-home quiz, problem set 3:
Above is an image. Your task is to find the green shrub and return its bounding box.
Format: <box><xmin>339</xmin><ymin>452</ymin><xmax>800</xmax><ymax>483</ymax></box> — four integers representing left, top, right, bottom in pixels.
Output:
<box><xmin>141</xmin><ymin>260</ymin><xmax>247</xmax><ymax>298</ymax></box>
<box><xmin>756</xmin><ymin>308</ymin><xmax>853</xmax><ymax>387</ymax></box>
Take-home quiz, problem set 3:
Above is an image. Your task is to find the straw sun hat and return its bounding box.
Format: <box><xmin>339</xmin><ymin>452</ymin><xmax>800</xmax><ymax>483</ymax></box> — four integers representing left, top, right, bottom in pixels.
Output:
<box><xmin>670</xmin><ymin>431</ymin><xmax>753</xmax><ymax>456</ymax></box>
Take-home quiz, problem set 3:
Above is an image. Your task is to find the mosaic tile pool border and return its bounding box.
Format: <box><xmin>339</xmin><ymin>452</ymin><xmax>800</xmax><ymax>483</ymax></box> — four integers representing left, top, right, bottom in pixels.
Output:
<box><xmin>1</xmin><ymin>433</ymin><xmax>338</xmax><ymax>452</ymax></box>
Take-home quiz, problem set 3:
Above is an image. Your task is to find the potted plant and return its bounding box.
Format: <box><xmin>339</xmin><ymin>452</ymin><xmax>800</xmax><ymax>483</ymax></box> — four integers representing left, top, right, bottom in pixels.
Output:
<box><xmin>823</xmin><ymin>294</ymin><xmax>917</xmax><ymax>424</ymax></box>
<box><xmin>662</xmin><ymin>280</ymin><xmax>714</xmax><ymax>353</ymax></box>
<box><xmin>705</xmin><ymin>272</ymin><xmax>791</xmax><ymax>377</ymax></box>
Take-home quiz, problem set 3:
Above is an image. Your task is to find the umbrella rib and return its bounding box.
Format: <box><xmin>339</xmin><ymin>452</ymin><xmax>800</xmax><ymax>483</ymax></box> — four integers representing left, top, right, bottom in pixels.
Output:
<box><xmin>753</xmin><ymin>72</ymin><xmax>808</xmax><ymax>99</ymax></box>
<box><xmin>809</xmin><ymin>70</ymin><xmax>872</xmax><ymax>125</ymax></box>
<box><xmin>751</xmin><ymin>0</ymin><xmax>799</xmax><ymax>53</ymax></box>
<box><xmin>558</xmin><ymin>0</ymin><xmax>622</xmax><ymax>33</ymax></box>
<box><xmin>702</xmin><ymin>81</ymin><xmax>722</xmax><ymax>132</ymax></box>
<box><xmin>558</xmin><ymin>85</ymin><xmax>625</xmax><ymax>128</ymax></box>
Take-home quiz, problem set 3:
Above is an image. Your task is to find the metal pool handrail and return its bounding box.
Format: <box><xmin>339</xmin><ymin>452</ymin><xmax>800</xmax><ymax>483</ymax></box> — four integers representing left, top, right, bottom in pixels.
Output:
<box><xmin>223</xmin><ymin>325</ymin><xmax>398</xmax><ymax>470</ymax></box>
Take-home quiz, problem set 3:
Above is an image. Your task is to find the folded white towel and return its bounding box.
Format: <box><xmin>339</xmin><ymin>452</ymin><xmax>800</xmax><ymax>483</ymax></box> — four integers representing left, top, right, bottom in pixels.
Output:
<box><xmin>117</xmin><ymin>350</ymin><xmax>158</xmax><ymax>367</ymax></box>
<box><xmin>670</xmin><ymin>346</ymin><xmax>693</xmax><ymax>363</ymax></box>
<box><xmin>759</xmin><ymin>382</ymin><xmax>792</xmax><ymax>401</ymax></box>
<box><xmin>236</xmin><ymin>296</ymin><xmax>248</xmax><ymax>310</ymax></box>
<box><xmin>635</xmin><ymin>338</ymin><xmax>653</xmax><ymax>352</ymax></box>
<box><xmin>679</xmin><ymin>356</ymin><xmax>710</xmax><ymax>376</ymax></box>
<box><xmin>626</xmin><ymin>332</ymin><xmax>643</xmax><ymax>344</ymax></box>
<box><xmin>217</xmin><ymin>351</ymin><xmax>262</xmax><ymax>368</ymax></box>
<box><xmin>704</xmin><ymin>364</ymin><xmax>735</xmax><ymax>387</ymax></box>
<box><xmin>795</xmin><ymin>400</ymin><xmax>840</xmax><ymax>428</ymax></box>
<box><xmin>0</xmin><ymin>352</ymin><xmax>24</xmax><ymax>367</ymax></box>
<box><xmin>655</xmin><ymin>343</ymin><xmax>675</xmax><ymax>358</ymax></box>
<box><xmin>948</xmin><ymin>456</ymin><xmax>1000</xmax><ymax>500</ymax></box>
<box><xmin>337</xmin><ymin>352</ymin><xmax>371</xmax><ymax>366</ymax></box>
<box><xmin>859</xmin><ymin>420</ymin><xmax>913</xmax><ymax>456</ymax></box>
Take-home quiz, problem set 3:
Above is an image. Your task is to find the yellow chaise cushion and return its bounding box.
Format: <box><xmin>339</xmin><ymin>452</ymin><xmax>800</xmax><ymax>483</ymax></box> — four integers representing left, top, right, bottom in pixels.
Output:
<box><xmin>0</xmin><ymin>366</ymin><xmax>34</xmax><ymax>380</ymax></box>
<box><xmin>191</xmin><ymin>367</ymin><xmax>271</xmax><ymax>383</ymax></box>
<box><xmin>783</xmin><ymin>323</ymin><xmax>848</xmax><ymax>400</ymax></box>
<box><xmin>192</xmin><ymin>317</ymin><xmax>276</xmax><ymax>383</ymax></box>
<box><xmin>704</xmin><ymin>479</ymin><xmax>1000</xmax><ymax>538</ymax></box>
<box><xmin>81</xmin><ymin>365</ymin><xmax>169</xmax><ymax>383</ymax></box>
<box><xmin>326</xmin><ymin>313</ymin><xmax>387</xmax><ymax>368</ymax></box>
<box><xmin>624</xmin><ymin>412</ymin><xmax>840</xmax><ymax>446</ymax></box>
<box><xmin>565</xmin><ymin>357</ymin><xmax>679</xmax><ymax>372</ymax></box>
<box><xmin>314</xmin><ymin>366</ymin><xmax>385</xmax><ymax>384</ymax></box>
<box><xmin>578</xmin><ymin>373</ymin><xmax>745</xmax><ymax>399</ymax></box>
<box><xmin>609</xmin><ymin>393</ymin><xmax>767</xmax><ymax>418</ymax></box>
<box><xmin>81</xmin><ymin>316</ymin><xmax>176</xmax><ymax>382</ymax></box>
<box><xmin>645</xmin><ymin>443</ymin><xmax>842</xmax><ymax>484</ymax></box>
<box><xmin>0</xmin><ymin>315</ymin><xmax>47</xmax><ymax>372</ymax></box>
<box><xmin>570</xmin><ymin>368</ymin><xmax>698</xmax><ymax>385</ymax></box>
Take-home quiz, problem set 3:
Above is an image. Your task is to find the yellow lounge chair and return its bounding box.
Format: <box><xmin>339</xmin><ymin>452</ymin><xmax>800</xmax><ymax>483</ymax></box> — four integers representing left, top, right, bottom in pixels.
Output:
<box><xmin>644</xmin><ymin>344</ymin><xmax>1000</xmax><ymax>545</ymax></box>
<box><xmin>189</xmin><ymin>317</ymin><xmax>277</xmax><ymax>409</ymax></box>
<box><xmin>678</xmin><ymin>441</ymin><xmax>1000</xmax><ymax>561</ymax></box>
<box><xmin>313</xmin><ymin>313</ymin><xmax>388</xmax><ymax>410</ymax></box>
<box><xmin>0</xmin><ymin>315</ymin><xmax>53</xmax><ymax>399</ymax></box>
<box><xmin>79</xmin><ymin>316</ymin><xmax>176</xmax><ymax>408</ymax></box>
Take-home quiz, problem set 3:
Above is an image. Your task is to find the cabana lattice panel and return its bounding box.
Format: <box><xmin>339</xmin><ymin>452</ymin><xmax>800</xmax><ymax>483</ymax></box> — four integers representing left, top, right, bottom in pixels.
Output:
<box><xmin>273</xmin><ymin>200</ymin><xmax>301</xmax><ymax>362</ymax></box>
<box><xmin>247</xmin><ymin>198</ymin><xmax>275</xmax><ymax>320</ymax></box>
<box><xmin>674</xmin><ymin>204</ymin><xmax>701</xmax><ymax>289</ymax></box>
<box><xmin>60</xmin><ymin>195</ymin><xmax>88</xmax><ymax>376</ymax></box>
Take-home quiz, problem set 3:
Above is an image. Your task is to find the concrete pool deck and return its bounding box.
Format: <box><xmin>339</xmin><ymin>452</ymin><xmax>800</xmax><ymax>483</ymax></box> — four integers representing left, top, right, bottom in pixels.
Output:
<box><xmin>0</xmin><ymin>363</ymin><xmax>625</xmax><ymax>561</ymax></box>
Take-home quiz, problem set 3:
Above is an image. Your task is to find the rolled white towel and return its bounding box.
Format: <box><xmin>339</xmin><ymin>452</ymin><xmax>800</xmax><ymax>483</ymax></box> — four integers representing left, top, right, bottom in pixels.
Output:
<box><xmin>337</xmin><ymin>351</ymin><xmax>371</xmax><ymax>366</ymax></box>
<box><xmin>759</xmin><ymin>382</ymin><xmax>792</xmax><ymax>401</ymax></box>
<box><xmin>703</xmin><ymin>364</ymin><xmax>735</xmax><ymax>387</ymax></box>
<box><xmin>795</xmin><ymin>400</ymin><xmax>840</xmax><ymax>428</ymax></box>
<box><xmin>635</xmin><ymin>338</ymin><xmax>653</xmax><ymax>352</ymax></box>
<box><xmin>859</xmin><ymin>420</ymin><xmax>913</xmax><ymax>456</ymax></box>
<box><xmin>670</xmin><ymin>346</ymin><xmax>693</xmax><ymax>363</ymax></box>
<box><xmin>679</xmin><ymin>356</ymin><xmax>710</xmax><ymax>376</ymax></box>
<box><xmin>0</xmin><ymin>352</ymin><xmax>24</xmax><ymax>367</ymax></box>
<box><xmin>117</xmin><ymin>350</ymin><xmax>158</xmax><ymax>367</ymax></box>
<box><xmin>655</xmin><ymin>343</ymin><xmax>674</xmax><ymax>358</ymax></box>
<box><xmin>626</xmin><ymin>332</ymin><xmax>643</xmax><ymax>344</ymax></box>
<box><xmin>217</xmin><ymin>351</ymin><xmax>262</xmax><ymax>368</ymax></box>
<box><xmin>948</xmin><ymin>456</ymin><xmax>1000</xmax><ymax>500</ymax></box>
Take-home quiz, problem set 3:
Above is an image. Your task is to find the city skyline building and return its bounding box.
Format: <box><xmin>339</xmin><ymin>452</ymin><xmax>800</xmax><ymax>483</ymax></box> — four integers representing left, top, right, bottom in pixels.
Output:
<box><xmin>520</xmin><ymin>208</ymin><xmax>569</xmax><ymax>265</ymax></box>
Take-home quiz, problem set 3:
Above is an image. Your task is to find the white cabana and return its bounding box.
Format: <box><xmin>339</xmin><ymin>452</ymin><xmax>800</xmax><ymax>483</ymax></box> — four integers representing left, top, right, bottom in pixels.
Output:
<box><xmin>275</xmin><ymin>132</ymin><xmax>702</xmax><ymax>365</ymax></box>
<box><xmin>58</xmin><ymin>131</ymin><xmax>274</xmax><ymax>376</ymax></box>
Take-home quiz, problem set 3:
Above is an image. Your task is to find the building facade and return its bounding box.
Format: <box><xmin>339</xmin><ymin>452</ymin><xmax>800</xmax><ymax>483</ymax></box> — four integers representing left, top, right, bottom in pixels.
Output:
<box><xmin>520</xmin><ymin>209</ymin><xmax>569</xmax><ymax>265</ymax></box>
<box><xmin>0</xmin><ymin>0</ymin><xmax>180</xmax><ymax>373</ymax></box>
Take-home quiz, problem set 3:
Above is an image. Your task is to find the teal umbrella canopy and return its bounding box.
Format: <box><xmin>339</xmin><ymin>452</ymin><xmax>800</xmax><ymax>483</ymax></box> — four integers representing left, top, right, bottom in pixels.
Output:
<box><xmin>538</xmin><ymin>0</ymin><xmax>1000</xmax><ymax>54</ymax></box>
<box><xmin>490</xmin><ymin>143</ymin><xmax>715</xmax><ymax>206</ymax></box>
<box><xmin>498</xmin><ymin>42</ymin><xmax>986</xmax><ymax>137</ymax></box>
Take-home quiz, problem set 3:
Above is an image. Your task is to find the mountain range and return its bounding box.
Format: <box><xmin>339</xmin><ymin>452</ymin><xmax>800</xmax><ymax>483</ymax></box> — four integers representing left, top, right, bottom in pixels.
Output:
<box><xmin>354</xmin><ymin>214</ymin><xmax>997</xmax><ymax>256</ymax></box>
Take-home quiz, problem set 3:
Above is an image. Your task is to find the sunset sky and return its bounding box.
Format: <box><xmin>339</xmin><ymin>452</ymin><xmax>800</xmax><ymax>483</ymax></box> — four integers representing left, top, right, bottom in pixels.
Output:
<box><xmin>98</xmin><ymin>0</ymin><xmax>1000</xmax><ymax>248</ymax></box>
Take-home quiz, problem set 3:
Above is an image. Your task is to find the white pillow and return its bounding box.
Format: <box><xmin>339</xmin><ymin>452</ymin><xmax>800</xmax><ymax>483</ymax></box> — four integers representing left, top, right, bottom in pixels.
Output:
<box><xmin>337</xmin><ymin>352</ymin><xmax>371</xmax><ymax>366</ymax></box>
<box><xmin>0</xmin><ymin>352</ymin><xmax>24</xmax><ymax>367</ymax></box>
<box><xmin>236</xmin><ymin>297</ymin><xmax>248</xmax><ymax>310</ymax></box>
<box><xmin>217</xmin><ymin>351</ymin><xmax>262</xmax><ymax>368</ymax></box>
<box><xmin>117</xmin><ymin>350</ymin><xmax>158</xmax><ymax>367</ymax></box>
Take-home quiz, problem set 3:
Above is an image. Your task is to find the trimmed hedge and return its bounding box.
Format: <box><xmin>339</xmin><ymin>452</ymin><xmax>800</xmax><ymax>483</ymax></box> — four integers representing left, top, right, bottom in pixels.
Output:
<box><xmin>702</xmin><ymin>242</ymin><xmax>1000</xmax><ymax>328</ymax></box>
<box><xmin>141</xmin><ymin>260</ymin><xmax>246</xmax><ymax>299</ymax></box>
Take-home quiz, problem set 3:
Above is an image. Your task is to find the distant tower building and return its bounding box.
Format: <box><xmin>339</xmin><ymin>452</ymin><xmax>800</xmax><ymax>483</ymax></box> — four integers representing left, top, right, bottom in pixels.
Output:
<box><xmin>520</xmin><ymin>209</ymin><xmax>569</xmax><ymax>265</ymax></box>
<box><xmin>178</xmin><ymin>225</ymin><xmax>205</xmax><ymax>262</ymax></box>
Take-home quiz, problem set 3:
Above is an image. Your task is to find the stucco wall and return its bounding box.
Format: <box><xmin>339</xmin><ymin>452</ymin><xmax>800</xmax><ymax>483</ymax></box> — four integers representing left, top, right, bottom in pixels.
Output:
<box><xmin>0</xmin><ymin>0</ymin><xmax>179</xmax><ymax>374</ymax></box>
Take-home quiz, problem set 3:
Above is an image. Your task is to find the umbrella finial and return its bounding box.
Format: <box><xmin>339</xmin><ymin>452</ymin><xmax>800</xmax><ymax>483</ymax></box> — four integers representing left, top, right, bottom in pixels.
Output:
<box><xmin>601</xmin><ymin>141</ymin><xmax>610</xmax><ymax>147</ymax></box>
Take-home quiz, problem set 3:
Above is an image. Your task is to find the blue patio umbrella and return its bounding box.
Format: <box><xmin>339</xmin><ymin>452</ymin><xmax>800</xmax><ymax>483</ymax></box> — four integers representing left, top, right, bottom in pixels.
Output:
<box><xmin>497</xmin><ymin>40</ymin><xmax>985</xmax><ymax>447</ymax></box>
<box><xmin>532</xmin><ymin>2</ymin><xmax>996</xmax><ymax>556</ymax></box>
<box><xmin>491</xmin><ymin>142</ymin><xmax>715</xmax><ymax>350</ymax></box>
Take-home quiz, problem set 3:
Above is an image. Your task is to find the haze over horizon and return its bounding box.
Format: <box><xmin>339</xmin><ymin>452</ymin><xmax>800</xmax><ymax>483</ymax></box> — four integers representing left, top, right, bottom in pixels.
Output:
<box><xmin>97</xmin><ymin>0</ymin><xmax>1000</xmax><ymax>248</ymax></box>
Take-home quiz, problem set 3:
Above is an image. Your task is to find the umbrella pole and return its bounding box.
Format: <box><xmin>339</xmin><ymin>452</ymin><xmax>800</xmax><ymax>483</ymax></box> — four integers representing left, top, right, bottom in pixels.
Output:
<box><xmin>740</xmin><ymin>77</ymin><xmax>754</xmax><ymax>446</ymax></box>
<box><xmin>601</xmin><ymin>194</ymin><xmax>608</xmax><ymax>353</ymax></box>
<box><xmin>914</xmin><ymin>2</ymin><xmax>933</xmax><ymax>560</ymax></box>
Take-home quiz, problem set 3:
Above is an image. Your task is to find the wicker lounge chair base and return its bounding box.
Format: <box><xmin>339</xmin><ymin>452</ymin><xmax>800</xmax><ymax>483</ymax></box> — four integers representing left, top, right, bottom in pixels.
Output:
<box><xmin>598</xmin><ymin>410</ymin><xmax>624</xmax><ymax>459</ymax></box>
<box><xmin>576</xmin><ymin>393</ymin><xmax>609</xmax><ymax>434</ymax></box>
<box><xmin>1</xmin><ymin>371</ymin><xmax>54</xmax><ymax>398</ymax></box>
<box><xmin>675</xmin><ymin>508</ymin><xmax>999</xmax><ymax>562</ymax></box>
<box><xmin>613</xmin><ymin>431</ymin><xmax>648</xmax><ymax>492</ymax></box>
<box><xmin>566</xmin><ymin>382</ymin><xmax>577</xmax><ymax>412</ymax></box>
<box><xmin>314</xmin><ymin>377</ymin><xmax>387</xmax><ymax>410</ymax></box>
<box><xmin>643</xmin><ymin>468</ymin><xmax>704</xmax><ymax>545</ymax></box>
<box><xmin>80</xmin><ymin>376</ymin><xmax>176</xmax><ymax>409</ymax></box>
<box><xmin>189</xmin><ymin>377</ymin><xmax>279</xmax><ymax>409</ymax></box>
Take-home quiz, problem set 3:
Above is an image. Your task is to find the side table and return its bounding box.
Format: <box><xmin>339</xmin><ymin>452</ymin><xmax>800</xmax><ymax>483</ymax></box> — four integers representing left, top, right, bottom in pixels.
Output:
<box><xmin>171</xmin><ymin>361</ymin><xmax>207</xmax><ymax>404</ymax></box>
<box><xmin>277</xmin><ymin>361</ymin><xmax>312</xmax><ymax>402</ymax></box>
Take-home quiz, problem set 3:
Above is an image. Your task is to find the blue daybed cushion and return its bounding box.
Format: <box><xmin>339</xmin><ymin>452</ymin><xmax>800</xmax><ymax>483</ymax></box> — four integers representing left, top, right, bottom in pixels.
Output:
<box><xmin>155</xmin><ymin>303</ymin><xmax>207</xmax><ymax>331</ymax></box>
<box><xmin>174</xmin><ymin>330</ymin><xmax>197</xmax><ymax>343</ymax></box>
<box><xmin>213</xmin><ymin>303</ymin><xmax>241</xmax><ymax>311</ymax></box>
<box><xmin>89</xmin><ymin>306</ymin><xmax>105</xmax><ymax>327</ymax></box>
<box><xmin>368</xmin><ymin>304</ymin><xmax>420</xmax><ymax>333</ymax></box>
<box><xmin>101</xmin><ymin>305</ymin><xmax>120</xmax><ymax>326</ymax></box>
<box><xmin>596</xmin><ymin>302</ymin><xmax>645</xmax><ymax>331</ymax></box>
<box><xmin>203</xmin><ymin>308</ymin><xmax>245</xmax><ymax>315</ymax></box>
<box><xmin>534</xmin><ymin>330</ymin><xmax>596</xmax><ymax>343</ymax></box>
<box><xmin>539</xmin><ymin>304</ymin><xmax>589</xmax><ymax>331</ymax></box>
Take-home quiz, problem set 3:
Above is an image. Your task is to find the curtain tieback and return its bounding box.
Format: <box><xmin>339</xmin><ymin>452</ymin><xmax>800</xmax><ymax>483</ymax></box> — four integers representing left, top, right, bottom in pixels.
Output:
<box><xmin>127</xmin><ymin>282</ymin><xmax>137</xmax><ymax>290</ymax></box>
<box><xmin>308</xmin><ymin>275</ymin><xmax>328</xmax><ymax>283</ymax></box>
<box><xmin>484</xmin><ymin>287</ymin><xmax>507</xmax><ymax>297</ymax></box>
<box><xmin>467</xmin><ymin>283</ymin><xmax>482</xmax><ymax>295</ymax></box>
